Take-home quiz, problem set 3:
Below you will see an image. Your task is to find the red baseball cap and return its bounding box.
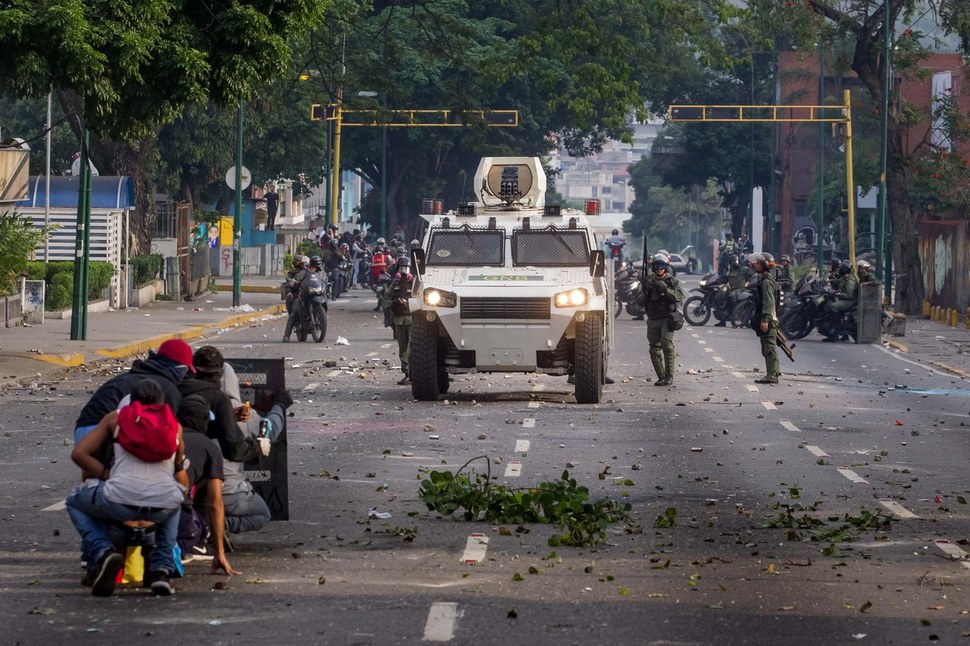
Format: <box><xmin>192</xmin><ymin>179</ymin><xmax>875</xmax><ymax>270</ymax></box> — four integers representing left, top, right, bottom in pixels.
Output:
<box><xmin>157</xmin><ymin>339</ymin><xmax>196</xmax><ymax>373</ymax></box>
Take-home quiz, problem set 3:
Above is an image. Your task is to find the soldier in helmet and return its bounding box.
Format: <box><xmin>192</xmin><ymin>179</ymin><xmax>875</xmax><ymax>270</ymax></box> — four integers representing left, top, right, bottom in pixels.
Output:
<box><xmin>774</xmin><ymin>255</ymin><xmax>794</xmax><ymax>294</ymax></box>
<box><xmin>282</xmin><ymin>255</ymin><xmax>309</xmax><ymax>342</ymax></box>
<box><xmin>642</xmin><ymin>253</ymin><xmax>684</xmax><ymax>386</ymax></box>
<box><xmin>384</xmin><ymin>256</ymin><xmax>415</xmax><ymax>385</ymax></box>
<box><xmin>751</xmin><ymin>253</ymin><xmax>780</xmax><ymax>384</ymax></box>
<box><xmin>824</xmin><ymin>261</ymin><xmax>858</xmax><ymax>342</ymax></box>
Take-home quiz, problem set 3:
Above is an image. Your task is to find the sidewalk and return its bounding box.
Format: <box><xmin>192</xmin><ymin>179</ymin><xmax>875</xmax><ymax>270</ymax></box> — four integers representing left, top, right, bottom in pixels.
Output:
<box><xmin>0</xmin><ymin>278</ymin><xmax>286</xmax><ymax>388</ymax></box>
<box><xmin>884</xmin><ymin>316</ymin><xmax>970</xmax><ymax>379</ymax></box>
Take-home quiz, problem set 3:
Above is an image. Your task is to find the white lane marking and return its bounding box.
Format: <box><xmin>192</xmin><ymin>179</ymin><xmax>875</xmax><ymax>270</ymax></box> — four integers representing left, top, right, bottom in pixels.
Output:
<box><xmin>380</xmin><ymin>343</ymin><xmax>394</xmax><ymax>349</ymax></box>
<box><xmin>698</xmin><ymin>340</ymin><xmax>707</xmax><ymax>345</ymax></box>
<box><xmin>326</xmin><ymin>370</ymin><xmax>341</xmax><ymax>377</ymax></box>
<box><xmin>935</xmin><ymin>540</ymin><xmax>970</xmax><ymax>569</ymax></box>
<box><xmin>365</xmin><ymin>351</ymin><xmax>378</xmax><ymax>357</ymax></box>
<box><xmin>303</xmin><ymin>382</ymin><xmax>319</xmax><ymax>393</ymax></box>
<box><xmin>521</xmin><ymin>418</ymin><xmax>536</xmax><ymax>429</ymax></box>
<box><xmin>527</xmin><ymin>401</ymin><xmax>541</xmax><ymax>409</ymax></box>
<box><xmin>805</xmin><ymin>445</ymin><xmax>829</xmax><ymax>458</ymax></box>
<box><xmin>837</xmin><ymin>467</ymin><xmax>868</xmax><ymax>484</ymax></box>
<box><xmin>514</xmin><ymin>440</ymin><xmax>531</xmax><ymax>453</ymax></box>
<box><xmin>780</xmin><ymin>420</ymin><xmax>801</xmax><ymax>433</ymax></box>
<box><xmin>42</xmin><ymin>499</ymin><xmax>66</xmax><ymax>512</ymax></box>
<box><xmin>712</xmin><ymin>356</ymin><xmax>725</xmax><ymax>363</ymax></box>
<box><xmin>877</xmin><ymin>344</ymin><xmax>968</xmax><ymax>381</ymax></box>
<box><xmin>691</xmin><ymin>333</ymin><xmax>700</xmax><ymax>339</ymax></box>
<box><xmin>422</xmin><ymin>602</ymin><xmax>461</xmax><ymax>642</ymax></box>
<box><xmin>732</xmin><ymin>372</ymin><xmax>746</xmax><ymax>379</ymax></box>
<box><xmin>761</xmin><ymin>401</ymin><xmax>777</xmax><ymax>411</ymax></box>
<box><xmin>879</xmin><ymin>500</ymin><xmax>920</xmax><ymax>519</ymax></box>
<box><xmin>504</xmin><ymin>460</ymin><xmax>522</xmax><ymax>477</ymax></box>
<box><xmin>532</xmin><ymin>383</ymin><xmax>546</xmax><ymax>392</ymax></box>
<box><xmin>460</xmin><ymin>533</ymin><xmax>489</xmax><ymax>564</ymax></box>
<box><xmin>704</xmin><ymin>347</ymin><xmax>714</xmax><ymax>353</ymax></box>
<box><xmin>746</xmin><ymin>384</ymin><xmax>759</xmax><ymax>392</ymax></box>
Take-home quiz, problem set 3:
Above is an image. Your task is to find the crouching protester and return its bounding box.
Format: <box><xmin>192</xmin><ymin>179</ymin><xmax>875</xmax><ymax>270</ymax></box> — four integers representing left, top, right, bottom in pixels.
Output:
<box><xmin>220</xmin><ymin>363</ymin><xmax>292</xmax><ymax>534</ymax></box>
<box><xmin>66</xmin><ymin>380</ymin><xmax>187</xmax><ymax>597</ymax></box>
<box><xmin>175</xmin><ymin>395</ymin><xmax>240</xmax><ymax>575</ymax></box>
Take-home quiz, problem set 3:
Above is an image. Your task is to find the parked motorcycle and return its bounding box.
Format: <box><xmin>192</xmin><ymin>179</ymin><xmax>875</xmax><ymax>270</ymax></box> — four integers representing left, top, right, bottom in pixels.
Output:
<box><xmin>682</xmin><ymin>270</ymin><xmax>733</xmax><ymax>326</ymax></box>
<box><xmin>614</xmin><ymin>263</ymin><xmax>646</xmax><ymax>319</ymax></box>
<box><xmin>778</xmin><ymin>274</ymin><xmax>854</xmax><ymax>341</ymax></box>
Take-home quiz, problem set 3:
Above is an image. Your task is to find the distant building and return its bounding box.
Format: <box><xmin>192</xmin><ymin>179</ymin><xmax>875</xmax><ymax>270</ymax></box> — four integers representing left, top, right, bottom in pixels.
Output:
<box><xmin>550</xmin><ymin>119</ymin><xmax>661</xmax><ymax>215</ymax></box>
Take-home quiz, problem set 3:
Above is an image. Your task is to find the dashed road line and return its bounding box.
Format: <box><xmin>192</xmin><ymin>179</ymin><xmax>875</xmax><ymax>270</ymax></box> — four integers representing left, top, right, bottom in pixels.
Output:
<box><xmin>712</xmin><ymin>356</ymin><xmax>725</xmax><ymax>363</ymax></box>
<box><xmin>732</xmin><ymin>371</ymin><xmax>746</xmax><ymax>379</ymax></box>
<box><xmin>704</xmin><ymin>347</ymin><xmax>714</xmax><ymax>353</ymax></box>
<box><xmin>460</xmin><ymin>533</ymin><xmax>489</xmax><ymax>564</ymax></box>
<box><xmin>521</xmin><ymin>418</ymin><xmax>536</xmax><ymax>429</ymax></box>
<box><xmin>303</xmin><ymin>382</ymin><xmax>319</xmax><ymax>393</ymax></box>
<box><xmin>380</xmin><ymin>343</ymin><xmax>394</xmax><ymax>349</ymax></box>
<box><xmin>527</xmin><ymin>401</ymin><xmax>541</xmax><ymax>409</ymax></box>
<box><xmin>326</xmin><ymin>369</ymin><xmax>341</xmax><ymax>377</ymax></box>
<box><xmin>365</xmin><ymin>351</ymin><xmax>378</xmax><ymax>357</ymax></box>
<box><xmin>761</xmin><ymin>401</ymin><xmax>777</xmax><ymax>411</ymax></box>
<box><xmin>804</xmin><ymin>445</ymin><xmax>829</xmax><ymax>458</ymax></box>
<box><xmin>42</xmin><ymin>499</ymin><xmax>66</xmax><ymax>512</ymax></box>
<box><xmin>514</xmin><ymin>440</ymin><xmax>531</xmax><ymax>453</ymax></box>
<box><xmin>532</xmin><ymin>383</ymin><xmax>546</xmax><ymax>392</ymax></box>
<box><xmin>879</xmin><ymin>500</ymin><xmax>920</xmax><ymax>519</ymax></box>
<box><xmin>504</xmin><ymin>460</ymin><xmax>522</xmax><ymax>477</ymax></box>
<box><xmin>691</xmin><ymin>333</ymin><xmax>700</xmax><ymax>338</ymax></box>
<box><xmin>745</xmin><ymin>384</ymin><xmax>759</xmax><ymax>393</ymax></box>
<box><xmin>935</xmin><ymin>540</ymin><xmax>970</xmax><ymax>569</ymax></box>
<box><xmin>837</xmin><ymin>467</ymin><xmax>868</xmax><ymax>484</ymax></box>
<box><xmin>780</xmin><ymin>420</ymin><xmax>801</xmax><ymax>433</ymax></box>
<box><xmin>698</xmin><ymin>340</ymin><xmax>707</xmax><ymax>345</ymax></box>
<box><xmin>422</xmin><ymin>602</ymin><xmax>461</xmax><ymax>642</ymax></box>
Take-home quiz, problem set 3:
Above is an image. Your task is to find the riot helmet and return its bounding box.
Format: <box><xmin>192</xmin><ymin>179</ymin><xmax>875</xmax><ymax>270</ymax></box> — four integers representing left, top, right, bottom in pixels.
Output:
<box><xmin>309</xmin><ymin>256</ymin><xmax>322</xmax><ymax>270</ymax></box>
<box><xmin>651</xmin><ymin>253</ymin><xmax>670</xmax><ymax>275</ymax></box>
<box><xmin>838</xmin><ymin>261</ymin><xmax>851</xmax><ymax>276</ymax></box>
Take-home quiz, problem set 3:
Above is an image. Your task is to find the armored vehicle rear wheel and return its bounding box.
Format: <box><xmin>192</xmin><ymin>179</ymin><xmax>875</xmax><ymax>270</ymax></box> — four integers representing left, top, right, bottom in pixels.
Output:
<box><xmin>574</xmin><ymin>312</ymin><xmax>604</xmax><ymax>404</ymax></box>
<box><xmin>410</xmin><ymin>316</ymin><xmax>441</xmax><ymax>401</ymax></box>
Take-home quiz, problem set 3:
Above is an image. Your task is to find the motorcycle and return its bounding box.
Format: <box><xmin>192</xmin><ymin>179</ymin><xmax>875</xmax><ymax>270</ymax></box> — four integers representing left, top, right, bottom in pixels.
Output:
<box><xmin>614</xmin><ymin>263</ymin><xmax>646</xmax><ymax>319</ymax></box>
<box><xmin>682</xmin><ymin>270</ymin><xmax>734</xmax><ymax>326</ymax></box>
<box><xmin>778</xmin><ymin>274</ymin><xmax>855</xmax><ymax>341</ymax></box>
<box><xmin>295</xmin><ymin>293</ymin><xmax>328</xmax><ymax>343</ymax></box>
<box><xmin>326</xmin><ymin>258</ymin><xmax>352</xmax><ymax>300</ymax></box>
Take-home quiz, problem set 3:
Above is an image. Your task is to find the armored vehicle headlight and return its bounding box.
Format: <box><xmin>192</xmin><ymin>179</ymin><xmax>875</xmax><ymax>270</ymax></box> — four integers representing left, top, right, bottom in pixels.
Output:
<box><xmin>554</xmin><ymin>288</ymin><xmax>588</xmax><ymax>308</ymax></box>
<box><xmin>424</xmin><ymin>288</ymin><xmax>457</xmax><ymax>308</ymax></box>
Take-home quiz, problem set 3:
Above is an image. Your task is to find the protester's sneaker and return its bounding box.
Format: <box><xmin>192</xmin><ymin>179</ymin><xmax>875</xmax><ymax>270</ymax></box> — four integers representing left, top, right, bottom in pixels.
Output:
<box><xmin>149</xmin><ymin>571</ymin><xmax>174</xmax><ymax>596</ymax></box>
<box><xmin>91</xmin><ymin>552</ymin><xmax>124</xmax><ymax>597</ymax></box>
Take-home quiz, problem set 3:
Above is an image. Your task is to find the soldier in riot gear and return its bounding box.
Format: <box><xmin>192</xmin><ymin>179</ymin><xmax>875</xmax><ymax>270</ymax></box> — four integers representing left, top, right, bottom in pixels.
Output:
<box><xmin>751</xmin><ymin>253</ymin><xmax>780</xmax><ymax>384</ymax></box>
<box><xmin>642</xmin><ymin>253</ymin><xmax>684</xmax><ymax>386</ymax></box>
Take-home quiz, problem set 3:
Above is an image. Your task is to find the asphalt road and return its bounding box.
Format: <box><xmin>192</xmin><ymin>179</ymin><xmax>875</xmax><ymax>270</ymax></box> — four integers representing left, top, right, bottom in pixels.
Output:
<box><xmin>1</xmin><ymin>280</ymin><xmax>968</xmax><ymax>645</ymax></box>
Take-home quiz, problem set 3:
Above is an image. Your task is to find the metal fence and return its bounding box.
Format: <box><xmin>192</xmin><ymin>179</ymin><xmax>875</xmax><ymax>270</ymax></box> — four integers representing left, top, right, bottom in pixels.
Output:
<box><xmin>919</xmin><ymin>220</ymin><xmax>970</xmax><ymax>313</ymax></box>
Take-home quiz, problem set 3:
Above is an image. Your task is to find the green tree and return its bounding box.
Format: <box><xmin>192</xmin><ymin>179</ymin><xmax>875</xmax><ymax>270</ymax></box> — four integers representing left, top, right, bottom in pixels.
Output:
<box><xmin>795</xmin><ymin>0</ymin><xmax>970</xmax><ymax>311</ymax></box>
<box><xmin>0</xmin><ymin>211</ymin><xmax>51</xmax><ymax>295</ymax></box>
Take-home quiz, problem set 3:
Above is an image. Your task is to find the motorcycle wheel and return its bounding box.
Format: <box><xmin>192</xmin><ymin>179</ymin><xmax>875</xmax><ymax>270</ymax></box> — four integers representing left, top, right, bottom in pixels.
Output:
<box><xmin>731</xmin><ymin>300</ymin><xmax>755</xmax><ymax>328</ymax></box>
<box><xmin>779</xmin><ymin>308</ymin><xmax>813</xmax><ymax>341</ymax></box>
<box><xmin>311</xmin><ymin>302</ymin><xmax>327</xmax><ymax>343</ymax></box>
<box><xmin>615</xmin><ymin>299</ymin><xmax>623</xmax><ymax>319</ymax></box>
<box><xmin>683</xmin><ymin>295</ymin><xmax>712</xmax><ymax>327</ymax></box>
<box><xmin>296</xmin><ymin>323</ymin><xmax>308</xmax><ymax>342</ymax></box>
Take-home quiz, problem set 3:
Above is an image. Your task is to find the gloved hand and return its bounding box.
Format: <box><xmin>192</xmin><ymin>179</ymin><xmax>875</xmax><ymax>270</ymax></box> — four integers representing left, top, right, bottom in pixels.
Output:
<box><xmin>273</xmin><ymin>388</ymin><xmax>294</xmax><ymax>410</ymax></box>
<box><xmin>258</xmin><ymin>437</ymin><xmax>271</xmax><ymax>457</ymax></box>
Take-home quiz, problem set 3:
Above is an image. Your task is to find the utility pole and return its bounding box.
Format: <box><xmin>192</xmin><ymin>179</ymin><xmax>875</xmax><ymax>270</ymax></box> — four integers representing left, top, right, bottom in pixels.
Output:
<box><xmin>70</xmin><ymin>126</ymin><xmax>92</xmax><ymax>340</ymax></box>
<box><xmin>232</xmin><ymin>102</ymin><xmax>243</xmax><ymax>308</ymax></box>
<box><xmin>816</xmin><ymin>47</ymin><xmax>826</xmax><ymax>270</ymax></box>
<box><xmin>877</xmin><ymin>0</ymin><xmax>892</xmax><ymax>302</ymax></box>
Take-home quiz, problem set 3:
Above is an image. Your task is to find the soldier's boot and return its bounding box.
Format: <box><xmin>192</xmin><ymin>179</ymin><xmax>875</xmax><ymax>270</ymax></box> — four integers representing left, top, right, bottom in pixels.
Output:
<box><xmin>283</xmin><ymin>317</ymin><xmax>296</xmax><ymax>341</ymax></box>
<box><xmin>662</xmin><ymin>353</ymin><xmax>676</xmax><ymax>386</ymax></box>
<box><xmin>651</xmin><ymin>354</ymin><xmax>666</xmax><ymax>386</ymax></box>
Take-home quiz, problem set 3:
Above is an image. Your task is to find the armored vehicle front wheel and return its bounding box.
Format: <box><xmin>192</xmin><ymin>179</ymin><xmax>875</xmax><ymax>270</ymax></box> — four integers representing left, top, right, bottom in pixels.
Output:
<box><xmin>574</xmin><ymin>312</ymin><xmax>604</xmax><ymax>404</ymax></box>
<box><xmin>410</xmin><ymin>316</ymin><xmax>441</xmax><ymax>401</ymax></box>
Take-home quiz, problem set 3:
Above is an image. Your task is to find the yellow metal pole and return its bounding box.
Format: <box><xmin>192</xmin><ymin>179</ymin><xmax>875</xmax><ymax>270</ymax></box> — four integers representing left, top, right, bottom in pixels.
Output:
<box><xmin>843</xmin><ymin>90</ymin><xmax>857</xmax><ymax>272</ymax></box>
<box><xmin>329</xmin><ymin>96</ymin><xmax>343</xmax><ymax>226</ymax></box>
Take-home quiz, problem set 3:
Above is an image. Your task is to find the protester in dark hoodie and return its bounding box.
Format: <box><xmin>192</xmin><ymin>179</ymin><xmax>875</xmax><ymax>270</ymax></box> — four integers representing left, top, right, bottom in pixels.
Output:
<box><xmin>177</xmin><ymin>345</ymin><xmax>267</xmax><ymax>464</ymax></box>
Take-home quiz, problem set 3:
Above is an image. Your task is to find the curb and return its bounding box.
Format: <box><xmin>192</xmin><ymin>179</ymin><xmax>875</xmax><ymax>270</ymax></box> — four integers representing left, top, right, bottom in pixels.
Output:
<box><xmin>928</xmin><ymin>361</ymin><xmax>970</xmax><ymax>379</ymax></box>
<box><xmin>26</xmin><ymin>352</ymin><xmax>87</xmax><ymax>368</ymax></box>
<box><xmin>95</xmin><ymin>304</ymin><xmax>286</xmax><ymax>361</ymax></box>
<box><xmin>215</xmin><ymin>284</ymin><xmax>281</xmax><ymax>294</ymax></box>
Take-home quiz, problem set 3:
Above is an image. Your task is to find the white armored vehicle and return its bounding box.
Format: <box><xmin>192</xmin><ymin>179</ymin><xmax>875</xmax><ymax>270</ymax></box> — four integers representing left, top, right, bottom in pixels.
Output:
<box><xmin>409</xmin><ymin>156</ymin><xmax>611</xmax><ymax>403</ymax></box>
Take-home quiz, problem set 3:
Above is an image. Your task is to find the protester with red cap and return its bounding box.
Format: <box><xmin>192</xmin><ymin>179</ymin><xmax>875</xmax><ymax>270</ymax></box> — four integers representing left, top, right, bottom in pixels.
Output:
<box><xmin>73</xmin><ymin>338</ymin><xmax>194</xmax><ymax>446</ymax></box>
